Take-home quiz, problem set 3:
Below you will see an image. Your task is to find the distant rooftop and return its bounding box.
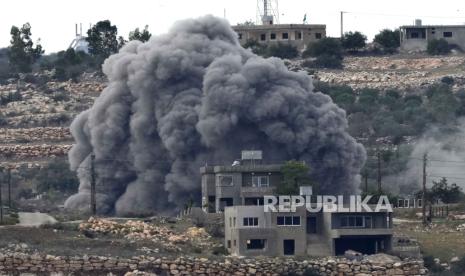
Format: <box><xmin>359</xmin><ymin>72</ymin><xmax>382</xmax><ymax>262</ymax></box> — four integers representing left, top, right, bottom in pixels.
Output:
<box><xmin>232</xmin><ymin>23</ymin><xmax>326</xmax><ymax>30</ymax></box>
<box><xmin>401</xmin><ymin>24</ymin><xmax>465</xmax><ymax>28</ymax></box>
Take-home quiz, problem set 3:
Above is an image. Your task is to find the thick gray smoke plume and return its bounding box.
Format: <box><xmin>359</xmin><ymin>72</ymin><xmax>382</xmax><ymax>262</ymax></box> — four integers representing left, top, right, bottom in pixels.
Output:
<box><xmin>384</xmin><ymin>119</ymin><xmax>465</xmax><ymax>195</ymax></box>
<box><xmin>65</xmin><ymin>15</ymin><xmax>366</xmax><ymax>215</ymax></box>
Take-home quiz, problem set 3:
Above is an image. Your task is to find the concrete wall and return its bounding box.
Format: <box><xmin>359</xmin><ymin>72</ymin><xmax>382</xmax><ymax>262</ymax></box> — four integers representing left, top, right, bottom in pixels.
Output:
<box><xmin>233</xmin><ymin>24</ymin><xmax>326</xmax><ymax>51</ymax></box>
<box><xmin>401</xmin><ymin>25</ymin><xmax>465</xmax><ymax>52</ymax></box>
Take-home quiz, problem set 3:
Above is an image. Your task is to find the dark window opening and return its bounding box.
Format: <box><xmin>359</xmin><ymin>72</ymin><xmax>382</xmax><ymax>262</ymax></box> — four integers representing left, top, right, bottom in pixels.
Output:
<box><xmin>297</xmin><ymin>32</ymin><xmax>302</xmax><ymax>40</ymax></box>
<box><xmin>315</xmin><ymin>33</ymin><xmax>322</xmax><ymax>39</ymax></box>
<box><xmin>233</xmin><ymin>240</ymin><xmax>236</xmax><ymax>247</ymax></box>
<box><xmin>238</xmin><ymin>33</ymin><xmax>243</xmax><ymax>40</ymax></box>
<box><xmin>227</xmin><ymin>240</ymin><xmax>231</xmax><ymax>248</ymax></box>
<box><xmin>260</xmin><ymin>34</ymin><xmax>266</xmax><ymax>41</ymax></box>
<box><xmin>432</xmin><ymin>31</ymin><xmax>435</xmax><ymax>34</ymax></box>
<box><xmin>247</xmin><ymin>239</ymin><xmax>266</xmax><ymax>249</ymax></box>
<box><xmin>282</xmin><ymin>33</ymin><xmax>289</xmax><ymax>39</ymax></box>
<box><xmin>307</xmin><ymin>216</ymin><xmax>317</xmax><ymax>234</ymax></box>
<box><xmin>411</xmin><ymin>32</ymin><xmax>419</xmax><ymax>38</ymax></box>
<box><xmin>270</xmin><ymin>33</ymin><xmax>276</xmax><ymax>40</ymax></box>
<box><xmin>283</xmin><ymin>239</ymin><xmax>295</xmax><ymax>255</ymax></box>
<box><xmin>277</xmin><ymin>216</ymin><xmax>301</xmax><ymax>226</ymax></box>
<box><xmin>444</xmin><ymin>32</ymin><xmax>453</xmax><ymax>38</ymax></box>
<box><xmin>243</xmin><ymin>217</ymin><xmax>259</xmax><ymax>226</ymax></box>
<box><xmin>244</xmin><ymin>197</ymin><xmax>264</xmax><ymax>206</ymax></box>
<box><xmin>335</xmin><ymin>236</ymin><xmax>389</xmax><ymax>255</ymax></box>
<box><xmin>219</xmin><ymin>198</ymin><xmax>233</xmax><ymax>212</ymax></box>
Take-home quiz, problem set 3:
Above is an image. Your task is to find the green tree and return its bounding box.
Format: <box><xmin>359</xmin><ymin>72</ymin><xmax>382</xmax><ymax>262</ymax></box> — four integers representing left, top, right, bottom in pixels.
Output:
<box><xmin>8</xmin><ymin>23</ymin><xmax>44</xmax><ymax>73</ymax></box>
<box><xmin>341</xmin><ymin>31</ymin><xmax>367</xmax><ymax>52</ymax></box>
<box><xmin>427</xmin><ymin>38</ymin><xmax>450</xmax><ymax>55</ymax></box>
<box><xmin>34</xmin><ymin>159</ymin><xmax>79</xmax><ymax>193</ymax></box>
<box><xmin>426</xmin><ymin>84</ymin><xmax>460</xmax><ymax>123</ymax></box>
<box><xmin>277</xmin><ymin>160</ymin><xmax>313</xmax><ymax>195</ymax></box>
<box><xmin>430</xmin><ymin>177</ymin><xmax>464</xmax><ymax>204</ymax></box>
<box><xmin>86</xmin><ymin>20</ymin><xmax>119</xmax><ymax>58</ymax></box>
<box><xmin>374</xmin><ymin>29</ymin><xmax>400</xmax><ymax>53</ymax></box>
<box><xmin>129</xmin><ymin>25</ymin><xmax>152</xmax><ymax>42</ymax></box>
<box><xmin>303</xmin><ymin>38</ymin><xmax>343</xmax><ymax>69</ymax></box>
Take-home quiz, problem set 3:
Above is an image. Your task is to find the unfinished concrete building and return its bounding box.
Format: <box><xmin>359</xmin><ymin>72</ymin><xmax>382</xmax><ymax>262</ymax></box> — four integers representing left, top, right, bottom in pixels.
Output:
<box><xmin>224</xmin><ymin>205</ymin><xmax>393</xmax><ymax>257</ymax></box>
<box><xmin>200</xmin><ymin>150</ymin><xmax>283</xmax><ymax>213</ymax></box>
<box><xmin>400</xmin><ymin>20</ymin><xmax>465</xmax><ymax>52</ymax></box>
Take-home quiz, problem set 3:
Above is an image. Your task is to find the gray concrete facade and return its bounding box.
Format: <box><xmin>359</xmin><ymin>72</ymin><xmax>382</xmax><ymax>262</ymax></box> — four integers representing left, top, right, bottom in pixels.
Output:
<box><xmin>232</xmin><ymin>24</ymin><xmax>326</xmax><ymax>51</ymax></box>
<box><xmin>201</xmin><ymin>161</ymin><xmax>282</xmax><ymax>213</ymax></box>
<box><xmin>224</xmin><ymin>205</ymin><xmax>393</xmax><ymax>257</ymax></box>
<box><xmin>400</xmin><ymin>24</ymin><xmax>465</xmax><ymax>52</ymax></box>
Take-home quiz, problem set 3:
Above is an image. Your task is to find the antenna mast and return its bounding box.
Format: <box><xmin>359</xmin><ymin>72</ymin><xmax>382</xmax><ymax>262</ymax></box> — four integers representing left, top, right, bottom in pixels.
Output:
<box><xmin>257</xmin><ymin>0</ymin><xmax>280</xmax><ymax>25</ymax></box>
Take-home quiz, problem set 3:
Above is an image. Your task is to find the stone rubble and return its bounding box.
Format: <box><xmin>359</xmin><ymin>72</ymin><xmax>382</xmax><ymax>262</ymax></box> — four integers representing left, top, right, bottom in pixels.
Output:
<box><xmin>79</xmin><ymin>217</ymin><xmax>218</xmax><ymax>251</ymax></box>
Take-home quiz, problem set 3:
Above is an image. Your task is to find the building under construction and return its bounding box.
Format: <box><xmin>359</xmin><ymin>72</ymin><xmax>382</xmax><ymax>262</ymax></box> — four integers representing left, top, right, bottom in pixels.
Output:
<box><xmin>232</xmin><ymin>0</ymin><xmax>326</xmax><ymax>51</ymax></box>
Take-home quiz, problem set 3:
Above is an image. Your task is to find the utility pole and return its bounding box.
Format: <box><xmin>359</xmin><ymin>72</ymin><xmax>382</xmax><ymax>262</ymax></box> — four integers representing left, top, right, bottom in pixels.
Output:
<box><xmin>90</xmin><ymin>153</ymin><xmax>96</xmax><ymax>216</ymax></box>
<box><xmin>422</xmin><ymin>153</ymin><xmax>428</xmax><ymax>226</ymax></box>
<box><xmin>340</xmin><ymin>11</ymin><xmax>345</xmax><ymax>38</ymax></box>
<box><xmin>7</xmin><ymin>168</ymin><xmax>11</xmax><ymax>208</ymax></box>
<box><xmin>377</xmin><ymin>151</ymin><xmax>382</xmax><ymax>193</ymax></box>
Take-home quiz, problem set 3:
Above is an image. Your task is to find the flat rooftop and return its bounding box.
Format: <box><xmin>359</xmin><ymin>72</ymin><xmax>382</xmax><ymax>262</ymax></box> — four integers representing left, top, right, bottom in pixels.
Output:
<box><xmin>401</xmin><ymin>25</ymin><xmax>465</xmax><ymax>29</ymax></box>
<box><xmin>200</xmin><ymin>164</ymin><xmax>282</xmax><ymax>173</ymax></box>
<box><xmin>232</xmin><ymin>24</ymin><xmax>326</xmax><ymax>30</ymax></box>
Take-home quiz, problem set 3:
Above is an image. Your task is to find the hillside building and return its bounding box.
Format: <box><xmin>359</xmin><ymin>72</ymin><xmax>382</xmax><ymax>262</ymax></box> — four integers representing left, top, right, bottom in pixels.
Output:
<box><xmin>199</xmin><ymin>150</ymin><xmax>394</xmax><ymax>257</ymax></box>
<box><xmin>400</xmin><ymin>20</ymin><xmax>465</xmax><ymax>52</ymax></box>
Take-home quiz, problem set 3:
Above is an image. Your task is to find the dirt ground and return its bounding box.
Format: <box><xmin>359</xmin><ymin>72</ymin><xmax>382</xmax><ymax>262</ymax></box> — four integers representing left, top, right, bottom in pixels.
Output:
<box><xmin>0</xmin><ymin>217</ymin><xmax>224</xmax><ymax>259</ymax></box>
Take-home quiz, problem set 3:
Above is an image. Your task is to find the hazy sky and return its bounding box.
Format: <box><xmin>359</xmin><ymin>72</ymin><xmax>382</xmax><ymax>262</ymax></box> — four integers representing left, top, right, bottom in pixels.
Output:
<box><xmin>1</xmin><ymin>0</ymin><xmax>465</xmax><ymax>53</ymax></box>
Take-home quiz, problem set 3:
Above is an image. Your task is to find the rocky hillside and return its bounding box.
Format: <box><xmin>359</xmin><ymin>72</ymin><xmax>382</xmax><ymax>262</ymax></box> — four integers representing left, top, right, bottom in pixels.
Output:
<box><xmin>290</xmin><ymin>55</ymin><xmax>465</xmax><ymax>91</ymax></box>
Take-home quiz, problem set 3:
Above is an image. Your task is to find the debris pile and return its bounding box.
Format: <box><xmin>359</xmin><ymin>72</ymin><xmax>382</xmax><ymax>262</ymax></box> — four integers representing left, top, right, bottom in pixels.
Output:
<box><xmin>79</xmin><ymin>217</ymin><xmax>216</xmax><ymax>251</ymax></box>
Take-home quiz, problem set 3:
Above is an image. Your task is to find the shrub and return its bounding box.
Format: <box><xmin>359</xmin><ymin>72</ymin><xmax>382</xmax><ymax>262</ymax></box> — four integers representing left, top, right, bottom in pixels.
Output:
<box><xmin>312</xmin><ymin>54</ymin><xmax>342</xmax><ymax>69</ymax></box>
<box><xmin>441</xmin><ymin>76</ymin><xmax>454</xmax><ymax>85</ymax></box>
<box><xmin>304</xmin><ymin>38</ymin><xmax>343</xmax><ymax>57</ymax></box>
<box><xmin>211</xmin><ymin>246</ymin><xmax>228</xmax><ymax>255</ymax></box>
<box><xmin>451</xmin><ymin>255</ymin><xmax>465</xmax><ymax>274</ymax></box>
<box><xmin>266</xmin><ymin>43</ymin><xmax>298</xmax><ymax>59</ymax></box>
<box><xmin>342</xmin><ymin>31</ymin><xmax>367</xmax><ymax>52</ymax></box>
<box><xmin>374</xmin><ymin>29</ymin><xmax>400</xmax><ymax>53</ymax></box>
<box><xmin>303</xmin><ymin>38</ymin><xmax>343</xmax><ymax>69</ymax></box>
<box><xmin>427</xmin><ymin>39</ymin><xmax>450</xmax><ymax>55</ymax></box>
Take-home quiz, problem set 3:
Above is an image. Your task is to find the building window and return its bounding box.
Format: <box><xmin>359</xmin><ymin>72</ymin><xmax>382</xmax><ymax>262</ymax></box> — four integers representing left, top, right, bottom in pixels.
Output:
<box><xmin>238</xmin><ymin>33</ymin><xmax>243</xmax><ymax>40</ymax></box>
<box><xmin>252</xmin><ymin>176</ymin><xmax>269</xmax><ymax>187</ymax></box>
<box><xmin>233</xmin><ymin>240</ymin><xmax>237</xmax><ymax>247</ymax></box>
<box><xmin>246</xmin><ymin>239</ymin><xmax>266</xmax><ymax>250</ymax></box>
<box><xmin>229</xmin><ymin>217</ymin><xmax>232</xmax><ymax>227</ymax></box>
<box><xmin>260</xmin><ymin>34</ymin><xmax>266</xmax><ymax>41</ymax></box>
<box><xmin>340</xmin><ymin>215</ymin><xmax>371</xmax><ymax>228</ymax></box>
<box><xmin>277</xmin><ymin>216</ymin><xmax>301</xmax><ymax>226</ymax></box>
<box><xmin>243</xmin><ymin>217</ymin><xmax>259</xmax><ymax>226</ymax></box>
<box><xmin>233</xmin><ymin>217</ymin><xmax>236</xmax><ymax>227</ymax></box>
<box><xmin>315</xmin><ymin>33</ymin><xmax>322</xmax><ymax>39</ymax></box>
<box><xmin>411</xmin><ymin>32</ymin><xmax>419</xmax><ymax>38</ymax></box>
<box><xmin>443</xmin><ymin>32</ymin><xmax>453</xmax><ymax>38</ymax></box>
<box><xmin>218</xmin><ymin>175</ymin><xmax>233</xmax><ymax>186</ymax></box>
<box><xmin>297</xmin><ymin>32</ymin><xmax>302</xmax><ymax>40</ymax></box>
<box><xmin>270</xmin><ymin>33</ymin><xmax>276</xmax><ymax>40</ymax></box>
<box><xmin>227</xmin><ymin>240</ymin><xmax>231</xmax><ymax>248</ymax></box>
<box><xmin>282</xmin><ymin>32</ymin><xmax>289</xmax><ymax>39</ymax></box>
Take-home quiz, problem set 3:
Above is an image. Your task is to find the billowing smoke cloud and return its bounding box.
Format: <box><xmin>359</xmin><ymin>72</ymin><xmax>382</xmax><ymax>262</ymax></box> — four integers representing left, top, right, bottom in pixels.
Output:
<box><xmin>384</xmin><ymin>119</ymin><xmax>465</xmax><ymax>195</ymax></box>
<box><xmin>65</xmin><ymin>15</ymin><xmax>366</xmax><ymax>215</ymax></box>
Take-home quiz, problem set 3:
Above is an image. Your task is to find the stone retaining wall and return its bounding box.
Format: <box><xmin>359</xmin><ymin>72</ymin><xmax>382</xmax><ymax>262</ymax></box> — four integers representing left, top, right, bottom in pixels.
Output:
<box><xmin>0</xmin><ymin>253</ymin><xmax>427</xmax><ymax>275</ymax></box>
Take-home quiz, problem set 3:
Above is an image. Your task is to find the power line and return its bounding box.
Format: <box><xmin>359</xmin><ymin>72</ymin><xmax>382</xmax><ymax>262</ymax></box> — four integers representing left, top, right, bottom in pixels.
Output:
<box><xmin>344</xmin><ymin>10</ymin><xmax>465</xmax><ymax>20</ymax></box>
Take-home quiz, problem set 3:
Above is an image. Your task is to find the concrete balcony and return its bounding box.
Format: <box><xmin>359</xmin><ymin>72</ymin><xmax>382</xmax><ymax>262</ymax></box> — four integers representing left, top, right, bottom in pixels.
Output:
<box><xmin>240</xmin><ymin>186</ymin><xmax>276</xmax><ymax>197</ymax></box>
<box><xmin>329</xmin><ymin>228</ymin><xmax>393</xmax><ymax>238</ymax></box>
